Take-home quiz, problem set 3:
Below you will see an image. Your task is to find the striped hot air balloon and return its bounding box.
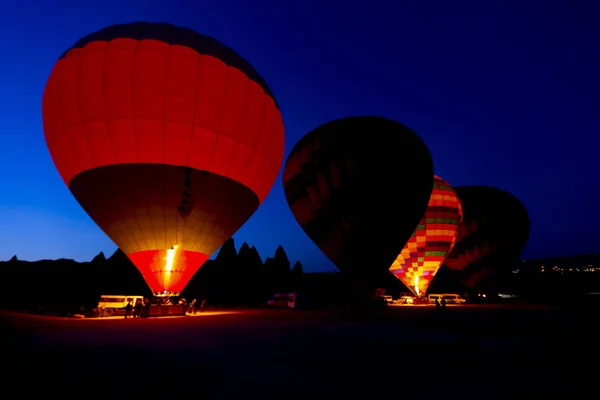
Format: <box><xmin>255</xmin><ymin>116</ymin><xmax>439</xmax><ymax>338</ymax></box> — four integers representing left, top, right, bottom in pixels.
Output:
<box><xmin>443</xmin><ymin>186</ymin><xmax>530</xmax><ymax>289</ymax></box>
<box><xmin>42</xmin><ymin>22</ymin><xmax>284</xmax><ymax>296</ymax></box>
<box><xmin>283</xmin><ymin>116</ymin><xmax>434</xmax><ymax>285</ymax></box>
<box><xmin>389</xmin><ymin>175</ymin><xmax>463</xmax><ymax>296</ymax></box>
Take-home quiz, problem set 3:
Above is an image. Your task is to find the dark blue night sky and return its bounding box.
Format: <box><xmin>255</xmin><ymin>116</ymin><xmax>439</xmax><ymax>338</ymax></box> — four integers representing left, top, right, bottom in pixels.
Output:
<box><xmin>0</xmin><ymin>0</ymin><xmax>597</xmax><ymax>271</ymax></box>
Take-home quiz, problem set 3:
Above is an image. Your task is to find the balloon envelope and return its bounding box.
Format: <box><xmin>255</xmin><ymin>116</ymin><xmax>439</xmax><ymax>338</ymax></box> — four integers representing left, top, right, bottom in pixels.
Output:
<box><xmin>282</xmin><ymin>116</ymin><xmax>434</xmax><ymax>280</ymax></box>
<box><xmin>389</xmin><ymin>175</ymin><xmax>463</xmax><ymax>296</ymax></box>
<box><xmin>443</xmin><ymin>185</ymin><xmax>530</xmax><ymax>288</ymax></box>
<box><xmin>42</xmin><ymin>22</ymin><xmax>284</xmax><ymax>295</ymax></box>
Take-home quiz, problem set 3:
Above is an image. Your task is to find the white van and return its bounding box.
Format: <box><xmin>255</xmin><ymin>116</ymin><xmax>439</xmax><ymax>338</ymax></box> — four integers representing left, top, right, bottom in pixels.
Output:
<box><xmin>266</xmin><ymin>293</ymin><xmax>290</xmax><ymax>308</ymax></box>
<box><xmin>428</xmin><ymin>294</ymin><xmax>466</xmax><ymax>304</ymax></box>
<box><xmin>288</xmin><ymin>292</ymin><xmax>321</xmax><ymax>309</ymax></box>
<box><xmin>381</xmin><ymin>295</ymin><xmax>393</xmax><ymax>304</ymax></box>
<box><xmin>97</xmin><ymin>295</ymin><xmax>144</xmax><ymax>315</ymax></box>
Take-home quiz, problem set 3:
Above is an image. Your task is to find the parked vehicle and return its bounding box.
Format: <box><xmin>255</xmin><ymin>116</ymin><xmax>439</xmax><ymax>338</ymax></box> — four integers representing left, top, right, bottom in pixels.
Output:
<box><xmin>288</xmin><ymin>292</ymin><xmax>323</xmax><ymax>310</ymax></box>
<box><xmin>266</xmin><ymin>293</ymin><xmax>290</xmax><ymax>308</ymax></box>
<box><xmin>427</xmin><ymin>293</ymin><xmax>466</xmax><ymax>304</ymax></box>
<box><xmin>381</xmin><ymin>295</ymin><xmax>393</xmax><ymax>304</ymax></box>
<box><xmin>97</xmin><ymin>295</ymin><xmax>144</xmax><ymax>315</ymax></box>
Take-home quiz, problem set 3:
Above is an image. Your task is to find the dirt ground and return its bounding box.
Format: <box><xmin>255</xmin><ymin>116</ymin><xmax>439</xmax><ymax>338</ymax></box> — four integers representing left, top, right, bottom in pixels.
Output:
<box><xmin>1</xmin><ymin>304</ymin><xmax>597</xmax><ymax>399</ymax></box>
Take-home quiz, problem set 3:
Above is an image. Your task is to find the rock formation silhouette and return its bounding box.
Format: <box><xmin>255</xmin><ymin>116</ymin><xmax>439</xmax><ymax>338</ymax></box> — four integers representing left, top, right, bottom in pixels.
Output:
<box><xmin>0</xmin><ymin>238</ymin><xmax>307</xmax><ymax>312</ymax></box>
<box><xmin>1</xmin><ymin>243</ymin><xmax>596</xmax><ymax>312</ymax></box>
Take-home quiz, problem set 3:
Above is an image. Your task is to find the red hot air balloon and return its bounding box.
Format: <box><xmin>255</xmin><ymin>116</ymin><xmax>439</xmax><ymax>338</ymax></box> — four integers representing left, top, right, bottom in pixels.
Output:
<box><xmin>389</xmin><ymin>175</ymin><xmax>463</xmax><ymax>297</ymax></box>
<box><xmin>42</xmin><ymin>22</ymin><xmax>284</xmax><ymax>296</ymax></box>
<box><xmin>282</xmin><ymin>116</ymin><xmax>434</xmax><ymax>284</ymax></box>
<box><xmin>443</xmin><ymin>186</ymin><xmax>530</xmax><ymax>289</ymax></box>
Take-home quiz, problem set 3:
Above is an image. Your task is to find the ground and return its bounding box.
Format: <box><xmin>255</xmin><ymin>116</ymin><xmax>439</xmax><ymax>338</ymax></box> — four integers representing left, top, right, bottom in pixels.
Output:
<box><xmin>1</xmin><ymin>304</ymin><xmax>597</xmax><ymax>399</ymax></box>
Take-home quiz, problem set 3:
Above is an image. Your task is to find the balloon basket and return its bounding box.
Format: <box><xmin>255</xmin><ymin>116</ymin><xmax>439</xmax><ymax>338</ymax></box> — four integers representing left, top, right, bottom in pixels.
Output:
<box><xmin>146</xmin><ymin>304</ymin><xmax>188</xmax><ymax>317</ymax></box>
<box><xmin>412</xmin><ymin>297</ymin><xmax>429</xmax><ymax>305</ymax></box>
<box><xmin>155</xmin><ymin>292</ymin><xmax>180</xmax><ymax>298</ymax></box>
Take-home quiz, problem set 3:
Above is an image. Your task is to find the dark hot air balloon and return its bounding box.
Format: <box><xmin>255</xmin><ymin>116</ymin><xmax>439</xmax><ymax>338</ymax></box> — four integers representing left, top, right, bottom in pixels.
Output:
<box><xmin>282</xmin><ymin>116</ymin><xmax>434</xmax><ymax>286</ymax></box>
<box><xmin>389</xmin><ymin>175</ymin><xmax>463</xmax><ymax>296</ymax></box>
<box><xmin>443</xmin><ymin>185</ymin><xmax>530</xmax><ymax>289</ymax></box>
<box><xmin>42</xmin><ymin>22</ymin><xmax>284</xmax><ymax>296</ymax></box>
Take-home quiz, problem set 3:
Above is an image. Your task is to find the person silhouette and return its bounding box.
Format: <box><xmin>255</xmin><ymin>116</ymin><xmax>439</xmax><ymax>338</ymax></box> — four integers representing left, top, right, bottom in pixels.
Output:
<box><xmin>189</xmin><ymin>298</ymin><xmax>197</xmax><ymax>315</ymax></box>
<box><xmin>133</xmin><ymin>300</ymin><xmax>142</xmax><ymax>318</ymax></box>
<box><xmin>143</xmin><ymin>299</ymin><xmax>151</xmax><ymax>318</ymax></box>
<box><xmin>124</xmin><ymin>301</ymin><xmax>133</xmax><ymax>318</ymax></box>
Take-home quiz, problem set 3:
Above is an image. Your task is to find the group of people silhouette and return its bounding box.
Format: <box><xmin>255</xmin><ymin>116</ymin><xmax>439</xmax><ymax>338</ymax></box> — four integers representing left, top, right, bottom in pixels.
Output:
<box><xmin>124</xmin><ymin>299</ymin><xmax>147</xmax><ymax>318</ymax></box>
<box><xmin>123</xmin><ymin>298</ymin><xmax>207</xmax><ymax>318</ymax></box>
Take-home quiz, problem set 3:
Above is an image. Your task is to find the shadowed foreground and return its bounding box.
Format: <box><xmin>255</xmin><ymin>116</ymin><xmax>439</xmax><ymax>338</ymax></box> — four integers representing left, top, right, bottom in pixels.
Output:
<box><xmin>1</xmin><ymin>305</ymin><xmax>597</xmax><ymax>399</ymax></box>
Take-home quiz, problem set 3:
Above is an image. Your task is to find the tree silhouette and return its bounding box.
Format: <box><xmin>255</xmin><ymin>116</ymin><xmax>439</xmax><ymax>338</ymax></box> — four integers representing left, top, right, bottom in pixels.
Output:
<box><xmin>290</xmin><ymin>261</ymin><xmax>304</xmax><ymax>291</ymax></box>
<box><xmin>215</xmin><ymin>238</ymin><xmax>237</xmax><ymax>267</ymax></box>
<box><xmin>181</xmin><ymin>240</ymin><xmax>303</xmax><ymax>306</ymax></box>
<box><xmin>292</xmin><ymin>261</ymin><xmax>303</xmax><ymax>274</ymax></box>
<box><xmin>235</xmin><ymin>243</ymin><xmax>264</xmax><ymax>304</ymax></box>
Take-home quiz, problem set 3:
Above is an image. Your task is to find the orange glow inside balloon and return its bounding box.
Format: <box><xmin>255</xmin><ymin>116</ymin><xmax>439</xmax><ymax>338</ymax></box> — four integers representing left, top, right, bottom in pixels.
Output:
<box><xmin>389</xmin><ymin>176</ymin><xmax>463</xmax><ymax>296</ymax></box>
